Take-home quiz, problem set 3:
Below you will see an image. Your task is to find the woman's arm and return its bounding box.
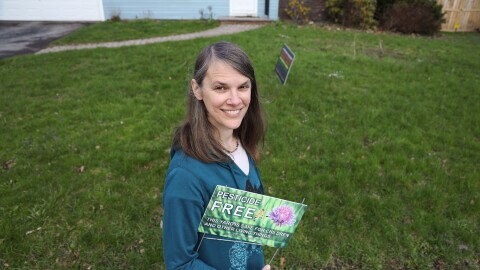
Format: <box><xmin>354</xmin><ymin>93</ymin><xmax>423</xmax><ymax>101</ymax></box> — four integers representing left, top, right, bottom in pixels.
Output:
<box><xmin>163</xmin><ymin>167</ymin><xmax>215</xmax><ymax>270</ymax></box>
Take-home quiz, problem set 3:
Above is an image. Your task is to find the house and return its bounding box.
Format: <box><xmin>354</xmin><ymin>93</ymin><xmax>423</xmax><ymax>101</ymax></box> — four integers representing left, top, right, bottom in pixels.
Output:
<box><xmin>0</xmin><ymin>0</ymin><xmax>279</xmax><ymax>21</ymax></box>
<box><xmin>0</xmin><ymin>0</ymin><xmax>106</xmax><ymax>21</ymax></box>
<box><xmin>103</xmin><ymin>0</ymin><xmax>278</xmax><ymax>20</ymax></box>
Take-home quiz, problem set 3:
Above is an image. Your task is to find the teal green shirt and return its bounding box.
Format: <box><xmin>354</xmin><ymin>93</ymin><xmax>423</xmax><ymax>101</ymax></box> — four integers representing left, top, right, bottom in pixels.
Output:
<box><xmin>163</xmin><ymin>148</ymin><xmax>265</xmax><ymax>269</ymax></box>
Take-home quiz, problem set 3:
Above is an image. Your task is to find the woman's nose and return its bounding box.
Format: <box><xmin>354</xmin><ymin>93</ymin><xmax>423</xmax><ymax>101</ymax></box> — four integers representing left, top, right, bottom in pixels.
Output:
<box><xmin>227</xmin><ymin>89</ymin><xmax>241</xmax><ymax>105</ymax></box>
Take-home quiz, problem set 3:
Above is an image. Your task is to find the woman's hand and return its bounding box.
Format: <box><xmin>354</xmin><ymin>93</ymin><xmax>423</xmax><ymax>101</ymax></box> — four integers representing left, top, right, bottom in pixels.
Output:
<box><xmin>262</xmin><ymin>265</ymin><xmax>271</xmax><ymax>270</ymax></box>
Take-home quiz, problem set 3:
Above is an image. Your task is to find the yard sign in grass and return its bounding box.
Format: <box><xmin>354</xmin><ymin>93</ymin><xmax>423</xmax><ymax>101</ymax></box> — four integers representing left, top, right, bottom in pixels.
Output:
<box><xmin>275</xmin><ymin>44</ymin><xmax>295</xmax><ymax>84</ymax></box>
<box><xmin>198</xmin><ymin>185</ymin><xmax>307</xmax><ymax>248</ymax></box>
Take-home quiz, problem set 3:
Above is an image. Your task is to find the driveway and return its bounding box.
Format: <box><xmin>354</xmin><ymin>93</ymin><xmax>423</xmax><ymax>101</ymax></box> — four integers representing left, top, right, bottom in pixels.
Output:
<box><xmin>0</xmin><ymin>21</ymin><xmax>89</xmax><ymax>59</ymax></box>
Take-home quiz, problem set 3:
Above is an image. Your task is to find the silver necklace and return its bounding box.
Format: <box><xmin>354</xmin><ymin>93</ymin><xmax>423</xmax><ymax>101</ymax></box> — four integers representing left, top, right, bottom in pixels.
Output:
<box><xmin>228</xmin><ymin>139</ymin><xmax>239</xmax><ymax>154</ymax></box>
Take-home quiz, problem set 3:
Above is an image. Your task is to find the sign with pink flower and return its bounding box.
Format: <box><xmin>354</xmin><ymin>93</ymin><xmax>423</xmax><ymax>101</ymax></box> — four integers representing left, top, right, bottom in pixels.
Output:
<box><xmin>198</xmin><ymin>185</ymin><xmax>307</xmax><ymax>248</ymax></box>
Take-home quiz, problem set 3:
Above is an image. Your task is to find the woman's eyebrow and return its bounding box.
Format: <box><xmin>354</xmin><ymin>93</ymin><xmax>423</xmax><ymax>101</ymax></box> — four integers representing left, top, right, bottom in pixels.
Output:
<box><xmin>239</xmin><ymin>80</ymin><xmax>250</xmax><ymax>86</ymax></box>
<box><xmin>212</xmin><ymin>80</ymin><xmax>250</xmax><ymax>87</ymax></box>
<box><xmin>212</xmin><ymin>81</ymin><xmax>228</xmax><ymax>86</ymax></box>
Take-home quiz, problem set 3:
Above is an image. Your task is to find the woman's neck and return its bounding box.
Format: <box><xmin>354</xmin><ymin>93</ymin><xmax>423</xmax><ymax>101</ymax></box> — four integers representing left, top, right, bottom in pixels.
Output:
<box><xmin>218</xmin><ymin>130</ymin><xmax>237</xmax><ymax>152</ymax></box>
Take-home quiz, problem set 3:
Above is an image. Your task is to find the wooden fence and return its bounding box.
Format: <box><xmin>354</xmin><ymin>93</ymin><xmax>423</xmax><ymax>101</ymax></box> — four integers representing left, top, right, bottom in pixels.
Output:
<box><xmin>437</xmin><ymin>0</ymin><xmax>480</xmax><ymax>31</ymax></box>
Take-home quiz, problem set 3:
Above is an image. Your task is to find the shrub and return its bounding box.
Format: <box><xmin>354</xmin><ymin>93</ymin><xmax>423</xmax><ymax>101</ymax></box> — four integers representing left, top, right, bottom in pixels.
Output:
<box><xmin>199</xmin><ymin>6</ymin><xmax>214</xmax><ymax>21</ymax></box>
<box><xmin>374</xmin><ymin>0</ymin><xmax>396</xmax><ymax>20</ymax></box>
<box><xmin>325</xmin><ymin>0</ymin><xmax>377</xmax><ymax>29</ymax></box>
<box><xmin>110</xmin><ymin>8</ymin><xmax>122</xmax><ymax>22</ymax></box>
<box><xmin>285</xmin><ymin>0</ymin><xmax>311</xmax><ymax>24</ymax></box>
<box><xmin>381</xmin><ymin>0</ymin><xmax>444</xmax><ymax>35</ymax></box>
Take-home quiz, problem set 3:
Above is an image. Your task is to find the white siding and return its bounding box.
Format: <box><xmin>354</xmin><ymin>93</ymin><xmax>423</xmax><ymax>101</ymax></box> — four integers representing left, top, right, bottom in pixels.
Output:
<box><xmin>268</xmin><ymin>0</ymin><xmax>279</xmax><ymax>20</ymax></box>
<box><xmin>103</xmin><ymin>0</ymin><xmax>278</xmax><ymax>20</ymax></box>
<box><xmin>103</xmin><ymin>0</ymin><xmax>229</xmax><ymax>20</ymax></box>
<box><xmin>0</xmin><ymin>0</ymin><xmax>105</xmax><ymax>21</ymax></box>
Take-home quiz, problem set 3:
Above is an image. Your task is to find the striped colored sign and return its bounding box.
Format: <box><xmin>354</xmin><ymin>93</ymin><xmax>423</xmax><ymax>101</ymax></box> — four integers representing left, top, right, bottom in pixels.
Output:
<box><xmin>275</xmin><ymin>44</ymin><xmax>295</xmax><ymax>84</ymax></box>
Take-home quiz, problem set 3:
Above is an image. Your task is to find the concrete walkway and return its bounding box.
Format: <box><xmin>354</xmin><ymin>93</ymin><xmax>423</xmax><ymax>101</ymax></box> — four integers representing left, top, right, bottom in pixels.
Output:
<box><xmin>37</xmin><ymin>24</ymin><xmax>264</xmax><ymax>54</ymax></box>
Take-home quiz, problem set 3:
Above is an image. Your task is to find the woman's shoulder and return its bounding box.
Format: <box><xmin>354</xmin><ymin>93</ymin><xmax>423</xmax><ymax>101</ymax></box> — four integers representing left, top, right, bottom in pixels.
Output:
<box><xmin>168</xmin><ymin>147</ymin><xmax>219</xmax><ymax>172</ymax></box>
<box><xmin>164</xmin><ymin>148</ymin><xmax>224</xmax><ymax>202</ymax></box>
<box><xmin>166</xmin><ymin>147</ymin><xmax>228</xmax><ymax>185</ymax></box>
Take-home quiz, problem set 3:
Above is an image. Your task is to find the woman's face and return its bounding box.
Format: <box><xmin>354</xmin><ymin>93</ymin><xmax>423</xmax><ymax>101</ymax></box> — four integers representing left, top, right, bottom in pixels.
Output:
<box><xmin>192</xmin><ymin>60</ymin><xmax>251</xmax><ymax>135</ymax></box>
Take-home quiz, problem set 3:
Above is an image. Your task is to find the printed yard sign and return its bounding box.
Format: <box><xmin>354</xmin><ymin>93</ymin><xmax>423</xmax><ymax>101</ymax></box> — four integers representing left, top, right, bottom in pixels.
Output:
<box><xmin>198</xmin><ymin>185</ymin><xmax>307</xmax><ymax>248</ymax></box>
<box><xmin>275</xmin><ymin>44</ymin><xmax>295</xmax><ymax>84</ymax></box>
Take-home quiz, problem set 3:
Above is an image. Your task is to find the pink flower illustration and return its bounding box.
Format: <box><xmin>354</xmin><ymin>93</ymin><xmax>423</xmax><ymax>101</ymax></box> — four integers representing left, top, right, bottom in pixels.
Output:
<box><xmin>268</xmin><ymin>204</ymin><xmax>296</xmax><ymax>226</ymax></box>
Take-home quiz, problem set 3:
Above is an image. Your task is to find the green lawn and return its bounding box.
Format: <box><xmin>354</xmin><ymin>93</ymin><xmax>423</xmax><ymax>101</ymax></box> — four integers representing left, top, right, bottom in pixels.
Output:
<box><xmin>1</xmin><ymin>22</ymin><xmax>479</xmax><ymax>269</ymax></box>
<box><xmin>51</xmin><ymin>19</ymin><xmax>219</xmax><ymax>46</ymax></box>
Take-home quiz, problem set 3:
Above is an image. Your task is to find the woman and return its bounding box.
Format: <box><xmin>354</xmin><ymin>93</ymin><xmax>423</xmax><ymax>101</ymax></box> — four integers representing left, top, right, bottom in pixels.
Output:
<box><xmin>162</xmin><ymin>41</ymin><xmax>270</xmax><ymax>269</ymax></box>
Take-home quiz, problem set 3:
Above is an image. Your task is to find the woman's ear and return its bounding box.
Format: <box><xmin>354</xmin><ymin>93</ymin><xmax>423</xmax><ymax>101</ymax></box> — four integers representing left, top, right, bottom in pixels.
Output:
<box><xmin>191</xmin><ymin>79</ymin><xmax>203</xmax><ymax>100</ymax></box>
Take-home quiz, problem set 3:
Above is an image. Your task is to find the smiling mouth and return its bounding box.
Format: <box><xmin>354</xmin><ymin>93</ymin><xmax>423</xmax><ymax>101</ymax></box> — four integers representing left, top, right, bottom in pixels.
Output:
<box><xmin>223</xmin><ymin>109</ymin><xmax>242</xmax><ymax>115</ymax></box>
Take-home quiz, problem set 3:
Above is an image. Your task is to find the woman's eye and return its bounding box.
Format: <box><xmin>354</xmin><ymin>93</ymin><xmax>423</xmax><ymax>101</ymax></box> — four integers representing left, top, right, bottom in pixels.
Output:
<box><xmin>240</xmin><ymin>85</ymin><xmax>250</xmax><ymax>90</ymax></box>
<box><xmin>214</xmin><ymin>86</ymin><xmax>225</xmax><ymax>91</ymax></box>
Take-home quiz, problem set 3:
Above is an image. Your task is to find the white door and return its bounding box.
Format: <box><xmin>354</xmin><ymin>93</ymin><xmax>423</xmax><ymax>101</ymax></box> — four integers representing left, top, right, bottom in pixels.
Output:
<box><xmin>230</xmin><ymin>0</ymin><xmax>258</xmax><ymax>17</ymax></box>
<box><xmin>0</xmin><ymin>0</ymin><xmax>105</xmax><ymax>21</ymax></box>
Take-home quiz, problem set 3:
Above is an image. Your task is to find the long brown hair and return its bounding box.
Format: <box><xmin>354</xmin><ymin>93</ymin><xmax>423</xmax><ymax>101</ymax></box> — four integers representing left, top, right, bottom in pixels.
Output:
<box><xmin>173</xmin><ymin>41</ymin><xmax>266</xmax><ymax>163</ymax></box>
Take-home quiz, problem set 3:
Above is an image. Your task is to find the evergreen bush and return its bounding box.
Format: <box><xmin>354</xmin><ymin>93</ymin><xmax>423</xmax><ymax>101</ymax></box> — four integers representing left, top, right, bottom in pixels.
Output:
<box><xmin>381</xmin><ymin>0</ymin><xmax>444</xmax><ymax>35</ymax></box>
<box><xmin>325</xmin><ymin>0</ymin><xmax>377</xmax><ymax>29</ymax></box>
